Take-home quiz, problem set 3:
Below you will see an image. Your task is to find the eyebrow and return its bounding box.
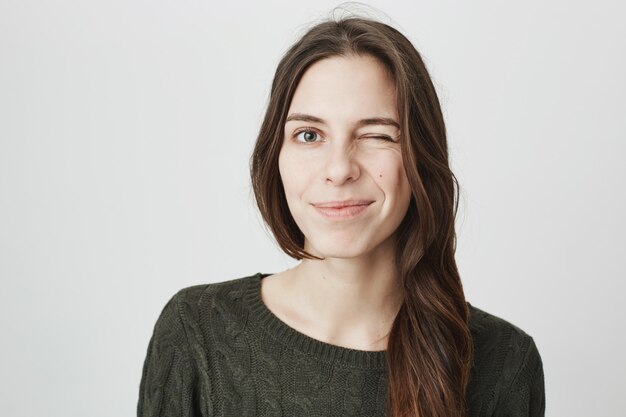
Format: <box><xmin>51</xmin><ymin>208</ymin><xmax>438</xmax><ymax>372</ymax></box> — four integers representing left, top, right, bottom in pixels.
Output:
<box><xmin>285</xmin><ymin>113</ymin><xmax>400</xmax><ymax>129</ymax></box>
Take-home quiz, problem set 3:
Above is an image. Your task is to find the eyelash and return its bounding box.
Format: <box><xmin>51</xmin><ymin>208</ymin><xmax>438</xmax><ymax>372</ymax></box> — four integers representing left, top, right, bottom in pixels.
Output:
<box><xmin>292</xmin><ymin>128</ymin><xmax>396</xmax><ymax>144</ymax></box>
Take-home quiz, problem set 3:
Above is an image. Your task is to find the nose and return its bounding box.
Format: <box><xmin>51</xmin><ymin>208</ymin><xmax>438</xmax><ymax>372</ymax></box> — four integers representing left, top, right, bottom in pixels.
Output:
<box><xmin>323</xmin><ymin>139</ymin><xmax>361</xmax><ymax>185</ymax></box>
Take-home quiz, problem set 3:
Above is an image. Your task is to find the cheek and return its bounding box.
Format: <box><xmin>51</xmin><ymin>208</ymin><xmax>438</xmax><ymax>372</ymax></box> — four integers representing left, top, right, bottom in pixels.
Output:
<box><xmin>397</xmin><ymin>163</ymin><xmax>410</xmax><ymax>193</ymax></box>
<box><xmin>373</xmin><ymin>153</ymin><xmax>407</xmax><ymax>191</ymax></box>
<box><xmin>394</xmin><ymin>161</ymin><xmax>411</xmax><ymax>205</ymax></box>
<box><xmin>278</xmin><ymin>148</ymin><xmax>308</xmax><ymax>197</ymax></box>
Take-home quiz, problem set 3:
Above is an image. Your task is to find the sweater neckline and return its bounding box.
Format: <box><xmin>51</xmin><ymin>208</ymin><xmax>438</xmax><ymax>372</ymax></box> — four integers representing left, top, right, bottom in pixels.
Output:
<box><xmin>244</xmin><ymin>272</ymin><xmax>387</xmax><ymax>370</ymax></box>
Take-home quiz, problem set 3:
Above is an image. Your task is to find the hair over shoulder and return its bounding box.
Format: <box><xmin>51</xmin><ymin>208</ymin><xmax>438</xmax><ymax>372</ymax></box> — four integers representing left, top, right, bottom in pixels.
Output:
<box><xmin>249</xmin><ymin>10</ymin><xmax>472</xmax><ymax>417</ymax></box>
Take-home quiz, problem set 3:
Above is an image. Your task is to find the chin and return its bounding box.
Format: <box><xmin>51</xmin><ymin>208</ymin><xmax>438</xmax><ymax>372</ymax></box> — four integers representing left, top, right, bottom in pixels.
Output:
<box><xmin>306</xmin><ymin>238</ymin><xmax>372</xmax><ymax>259</ymax></box>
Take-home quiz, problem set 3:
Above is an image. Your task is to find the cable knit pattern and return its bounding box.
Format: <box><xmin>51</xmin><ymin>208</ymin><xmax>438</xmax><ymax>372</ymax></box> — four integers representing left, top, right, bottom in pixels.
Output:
<box><xmin>137</xmin><ymin>272</ymin><xmax>545</xmax><ymax>417</ymax></box>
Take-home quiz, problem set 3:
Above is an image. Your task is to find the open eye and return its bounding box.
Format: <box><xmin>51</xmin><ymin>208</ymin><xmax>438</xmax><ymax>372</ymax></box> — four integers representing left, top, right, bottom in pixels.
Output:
<box><xmin>293</xmin><ymin>128</ymin><xmax>321</xmax><ymax>143</ymax></box>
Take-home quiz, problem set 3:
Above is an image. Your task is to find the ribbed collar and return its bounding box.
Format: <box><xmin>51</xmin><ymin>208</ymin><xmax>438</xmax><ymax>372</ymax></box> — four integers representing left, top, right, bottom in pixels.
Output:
<box><xmin>243</xmin><ymin>272</ymin><xmax>388</xmax><ymax>370</ymax></box>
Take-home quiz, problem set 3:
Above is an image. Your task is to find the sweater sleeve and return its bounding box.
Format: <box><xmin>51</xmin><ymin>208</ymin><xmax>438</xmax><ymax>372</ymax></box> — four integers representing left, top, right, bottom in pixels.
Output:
<box><xmin>494</xmin><ymin>336</ymin><xmax>546</xmax><ymax>417</ymax></box>
<box><xmin>137</xmin><ymin>290</ymin><xmax>199</xmax><ymax>417</ymax></box>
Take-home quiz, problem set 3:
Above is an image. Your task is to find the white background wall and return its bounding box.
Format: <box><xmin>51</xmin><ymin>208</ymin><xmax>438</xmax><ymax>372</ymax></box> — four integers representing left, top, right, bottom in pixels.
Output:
<box><xmin>1</xmin><ymin>1</ymin><xmax>624</xmax><ymax>416</ymax></box>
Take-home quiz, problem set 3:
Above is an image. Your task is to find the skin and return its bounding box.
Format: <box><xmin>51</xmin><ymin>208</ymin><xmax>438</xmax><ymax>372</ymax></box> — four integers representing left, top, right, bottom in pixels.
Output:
<box><xmin>261</xmin><ymin>53</ymin><xmax>412</xmax><ymax>351</ymax></box>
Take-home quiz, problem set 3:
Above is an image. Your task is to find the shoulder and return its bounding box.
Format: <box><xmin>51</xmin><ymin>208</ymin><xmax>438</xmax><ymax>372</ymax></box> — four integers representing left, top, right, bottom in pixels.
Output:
<box><xmin>467</xmin><ymin>301</ymin><xmax>542</xmax><ymax>375</ymax></box>
<box><xmin>139</xmin><ymin>276</ymin><xmax>255</xmax><ymax>416</ymax></box>
<box><xmin>466</xmin><ymin>302</ymin><xmax>545</xmax><ymax>414</ymax></box>
<box><xmin>467</xmin><ymin>301</ymin><xmax>535</xmax><ymax>348</ymax></box>
<box><xmin>159</xmin><ymin>273</ymin><xmax>258</xmax><ymax>329</ymax></box>
<box><xmin>173</xmin><ymin>273</ymin><xmax>257</xmax><ymax>306</ymax></box>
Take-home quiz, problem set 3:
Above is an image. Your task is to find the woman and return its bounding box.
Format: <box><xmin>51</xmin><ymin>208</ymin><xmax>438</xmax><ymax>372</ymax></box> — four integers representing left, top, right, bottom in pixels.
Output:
<box><xmin>137</xmin><ymin>15</ymin><xmax>545</xmax><ymax>417</ymax></box>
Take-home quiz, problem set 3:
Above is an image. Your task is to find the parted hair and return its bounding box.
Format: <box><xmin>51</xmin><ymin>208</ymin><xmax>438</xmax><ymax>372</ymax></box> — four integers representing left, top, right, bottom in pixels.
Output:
<box><xmin>249</xmin><ymin>14</ymin><xmax>473</xmax><ymax>417</ymax></box>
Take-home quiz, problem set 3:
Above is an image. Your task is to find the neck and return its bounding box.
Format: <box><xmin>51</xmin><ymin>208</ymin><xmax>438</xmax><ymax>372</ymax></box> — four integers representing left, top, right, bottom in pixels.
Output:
<box><xmin>284</xmin><ymin>240</ymin><xmax>405</xmax><ymax>351</ymax></box>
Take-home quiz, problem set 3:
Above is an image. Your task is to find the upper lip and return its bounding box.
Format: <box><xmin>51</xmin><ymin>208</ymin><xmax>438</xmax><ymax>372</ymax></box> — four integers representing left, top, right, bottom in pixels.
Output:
<box><xmin>312</xmin><ymin>199</ymin><xmax>375</xmax><ymax>208</ymax></box>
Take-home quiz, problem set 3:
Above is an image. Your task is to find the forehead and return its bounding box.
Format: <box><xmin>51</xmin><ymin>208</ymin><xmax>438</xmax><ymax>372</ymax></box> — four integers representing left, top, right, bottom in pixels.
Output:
<box><xmin>287</xmin><ymin>54</ymin><xmax>398</xmax><ymax>122</ymax></box>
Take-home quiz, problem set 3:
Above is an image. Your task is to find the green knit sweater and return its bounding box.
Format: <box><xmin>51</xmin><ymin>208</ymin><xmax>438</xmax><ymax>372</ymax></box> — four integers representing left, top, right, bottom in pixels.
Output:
<box><xmin>137</xmin><ymin>272</ymin><xmax>545</xmax><ymax>417</ymax></box>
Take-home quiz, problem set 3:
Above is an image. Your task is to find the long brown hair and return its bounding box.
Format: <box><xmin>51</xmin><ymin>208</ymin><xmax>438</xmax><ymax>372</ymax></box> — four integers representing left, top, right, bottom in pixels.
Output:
<box><xmin>249</xmin><ymin>14</ymin><xmax>473</xmax><ymax>417</ymax></box>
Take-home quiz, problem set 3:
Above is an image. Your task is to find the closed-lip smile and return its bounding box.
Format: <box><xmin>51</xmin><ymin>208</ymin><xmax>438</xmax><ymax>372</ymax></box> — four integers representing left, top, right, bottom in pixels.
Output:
<box><xmin>312</xmin><ymin>199</ymin><xmax>374</xmax><ymax>208</ymax></box>
<box><xmin>312</xmin><ymin>200</ymin><xmax>375</xmax><ymax>220</ymax></box>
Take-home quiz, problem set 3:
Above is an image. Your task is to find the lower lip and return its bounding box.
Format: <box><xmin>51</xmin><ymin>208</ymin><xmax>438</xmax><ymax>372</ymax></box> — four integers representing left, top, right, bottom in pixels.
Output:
<box><xmin>313</xmin><ymin>203</ymin><xmax>372</xmax><ymax>220</ymax></box>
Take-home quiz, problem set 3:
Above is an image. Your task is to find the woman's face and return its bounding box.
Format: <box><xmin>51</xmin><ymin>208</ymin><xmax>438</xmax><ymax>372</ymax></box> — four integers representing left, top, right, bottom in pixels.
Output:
<box><xmin>278</xmin><ymin>54</ymin><xmax>412</xmax><ymax>259</ymax></box>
